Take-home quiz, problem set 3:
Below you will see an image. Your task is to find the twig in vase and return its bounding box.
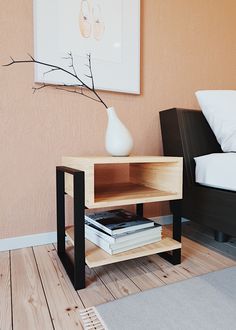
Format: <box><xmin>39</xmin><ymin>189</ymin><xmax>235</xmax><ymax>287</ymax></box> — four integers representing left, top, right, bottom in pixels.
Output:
<box><xmin>3</xmin><ymin>53</ymin><xmax>108</xmax><ymax>109</ymax></box>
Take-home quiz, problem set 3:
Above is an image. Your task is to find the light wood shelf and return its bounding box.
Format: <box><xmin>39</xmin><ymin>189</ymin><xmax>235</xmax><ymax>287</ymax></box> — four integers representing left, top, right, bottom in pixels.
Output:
<box><xmin>94</xmin><ymin>182</ymin><xmax>178</xmax><ymax>207</ymax></box>
<box><xmin>66</xmin><ymin>226</ymin><xmax>181</xmax><ymax>268</ymax></box>
<box><xmin>62</xmin><ymin>156</ymin><xmax>183</xmax><ymax>208</ymax></box>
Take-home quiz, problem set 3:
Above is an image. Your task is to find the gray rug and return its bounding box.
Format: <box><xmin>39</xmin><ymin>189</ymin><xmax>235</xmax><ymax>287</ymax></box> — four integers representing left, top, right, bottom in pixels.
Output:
<box><xmin>80</xmin><ymin>266</ymin><xmax>236</xmax><ymax>330</ymax></box>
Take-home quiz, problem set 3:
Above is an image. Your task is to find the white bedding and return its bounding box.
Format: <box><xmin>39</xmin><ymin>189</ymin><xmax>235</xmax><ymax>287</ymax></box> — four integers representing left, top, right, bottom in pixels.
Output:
<box><xmin>194</xmin><ymin>153</ymin><xmax>236</xmax><ymax>192</ymax></box>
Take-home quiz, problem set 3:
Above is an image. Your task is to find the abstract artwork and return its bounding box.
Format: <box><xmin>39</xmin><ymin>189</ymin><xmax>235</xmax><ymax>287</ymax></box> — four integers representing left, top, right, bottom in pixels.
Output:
<box><xmin>34</xmin><ymin>0</ymin><xmax>140</xmax><ymax>93</ymax></box>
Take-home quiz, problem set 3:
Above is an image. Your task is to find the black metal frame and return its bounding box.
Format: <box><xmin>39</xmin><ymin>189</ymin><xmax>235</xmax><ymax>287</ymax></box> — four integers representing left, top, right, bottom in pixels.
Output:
<box><xmin>56</xmin><ymin>166</ymin><xmax>182</xmax><ymax>290</ymax></box>
<box><xmin>159</xmin><ymin>213</ymin><xmax>182</xmax><ymax>265</ymax></box>
<box><xmin>136</xmin><ymin>202</ymin><xmax>181</xmax><ymax>264</ymax></box>
<box><xmin>56</xmin><ymin>166</ymin><xmax>85</xmax><ymax>290</ymax></box>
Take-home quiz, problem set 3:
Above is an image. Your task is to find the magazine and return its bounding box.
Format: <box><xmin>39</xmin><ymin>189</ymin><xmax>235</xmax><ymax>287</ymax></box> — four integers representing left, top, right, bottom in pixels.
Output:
<box><xmin>85</xmin><ymin>209</ymin><xmax>154</xmax><ymax>236</ymax></box>
<box><xmin>85</xmin><ymin>228</ymin><xmax>162</xmax><ymax>255</ymax></box>
<box><xmin>85</xmin><ymin>221</ymin><xmax>162</xmax><ymax>244</ymax></box>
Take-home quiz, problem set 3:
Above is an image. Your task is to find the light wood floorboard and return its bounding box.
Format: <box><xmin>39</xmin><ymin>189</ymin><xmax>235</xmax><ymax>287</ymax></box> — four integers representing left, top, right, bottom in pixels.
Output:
<box><xmin>94</xmin><ymin>263</ymin><xmax>141</xmax><ymax>299</ymax></box>
<box><xmin>78</xmin><ymin>266</ymin><xmax>115</xmax><ymax>308</ymax></box>
<box><xmin>63</xmin><ymin>242</ymin><xmax>115</xmax><ymax>308</ymax></box>
<box><xmin>0</xmin><ymin>251</ymin><xmax>11</xmax><ymax>330</ymax></box>
<box><xmin>116</xmin><ymin>259</ymin><xmax>165</xmax><ymax>290</ymax></box>
<box><xmin>0</xmin><ymin>223</ymin><xmax>235</xmax><ymax>330</ymax></box>
<box><xmin>33</xmin><ymin>244</ymin><xmax>84</xmax><ymax>330</ymax></box>
<box><xmin>11</xmin><ymin>248</ymin><xmax>53</xmax><ymax>330</ymax></box>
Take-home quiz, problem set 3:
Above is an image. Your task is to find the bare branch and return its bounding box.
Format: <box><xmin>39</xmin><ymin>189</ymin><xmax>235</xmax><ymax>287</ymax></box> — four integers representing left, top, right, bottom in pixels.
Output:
<box><xmin>3</xmin><ymin>56</ymin><xmax>87</xmax><ymax>86</ymax></box>
<box><xmin>3</xmin><ymin>58</ymin><xmax>15</xmax><ymax>66</ymax></box>
<box><xmin>32</xmin><ymin>83</ymin><xmax>51</xmax><ymax>94</ymax></box>
<box><xmin>3</xmin><ymin>54</ymin><xmax>108</xmax><ymax>108</ymax></box>
<box><xmin>62</xmin><ymin>51</ymin><xmax>78</xmax><ymax>77</ymax></box>
<box><xmin>87</xmin><ymin>53</ymin><xmax>95</xmax><ymax>90</ymax></box>
<box><xmin>62</xmin><ymin>83</ymin><xmax>83</xmax><ymax>87</ymax></box>
<box><xmin>27</xmin><ymin>53</ymin><xmax>35</xmax><ymax>61</ymax></box>
<box><xmin>56</xmin><ymin>86</ymin><xmax>100</xmax><ymax>102</ymax></box>
<box><xmin>43</xmin><ymin>68</ymin><xmax>60</xmax><ymax>76</ymax></box>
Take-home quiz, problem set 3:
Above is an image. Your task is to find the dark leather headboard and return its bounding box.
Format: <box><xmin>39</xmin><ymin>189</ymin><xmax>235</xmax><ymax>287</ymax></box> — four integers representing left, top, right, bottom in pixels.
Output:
<box><xmin>159</xmin><ymin>108</ymin><xmax>222</xmax><ymax>186</ymax></box>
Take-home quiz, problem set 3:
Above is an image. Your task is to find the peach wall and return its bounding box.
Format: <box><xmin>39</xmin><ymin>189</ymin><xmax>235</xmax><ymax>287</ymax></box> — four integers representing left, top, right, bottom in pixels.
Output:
<box><xmin>1</xmin><ymin>0</ymin><xmax>236</xmax><ymax>239</ymax></box>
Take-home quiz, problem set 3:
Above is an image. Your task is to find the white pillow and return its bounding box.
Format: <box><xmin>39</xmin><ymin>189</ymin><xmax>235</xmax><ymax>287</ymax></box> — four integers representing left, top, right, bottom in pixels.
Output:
<box><xmin>195</xmin><ymin>90</ymin><xmax>236</xmax><ymax>152</ymax></box>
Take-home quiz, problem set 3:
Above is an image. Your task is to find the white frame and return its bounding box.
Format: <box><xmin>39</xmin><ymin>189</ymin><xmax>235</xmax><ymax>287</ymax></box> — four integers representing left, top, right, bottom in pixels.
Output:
<box><xmin>33</xmin><ymin>0</ymin><xmax>140</xmax><ymax>94</ymax></box>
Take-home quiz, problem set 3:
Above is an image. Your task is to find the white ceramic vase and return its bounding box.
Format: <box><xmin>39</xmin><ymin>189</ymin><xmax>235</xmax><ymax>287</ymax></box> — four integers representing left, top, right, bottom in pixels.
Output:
<box><xmin>105</xmin><ymin>107</ymin><xmax>133</xmax><ymax>156</ymax></box>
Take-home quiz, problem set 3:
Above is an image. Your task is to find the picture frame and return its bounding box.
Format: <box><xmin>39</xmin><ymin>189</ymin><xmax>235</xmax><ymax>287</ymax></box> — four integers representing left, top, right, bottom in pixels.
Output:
<box><xmin>33</xmin><ymin>0</ymin><xmax>140</xmax><ymax>94</ymax></box>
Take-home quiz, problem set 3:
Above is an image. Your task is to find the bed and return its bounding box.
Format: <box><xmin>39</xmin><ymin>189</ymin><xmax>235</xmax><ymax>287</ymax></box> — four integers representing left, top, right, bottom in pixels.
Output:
<box><xmin>160</xmin><ymin>108</ymin><xmax>236</xmax><ymax>242</ymax></box>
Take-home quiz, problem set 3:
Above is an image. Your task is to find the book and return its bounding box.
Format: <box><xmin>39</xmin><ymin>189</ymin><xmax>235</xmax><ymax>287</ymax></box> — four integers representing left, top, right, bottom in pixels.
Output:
<box><xmin>85</xmin><ymin>227</ymin><xmax>162</xmax><ymax>255</ymax></box>
<box><xmin>85</xmin><ymin>221</ymin><xmax>162</xmax><ymax>244</ymax></box>
<box><xmin>85</xmin><ymin>209</ymin><xmax>155</xmax><ymax>236</ymax></box>
<box><xmin>112</xmin><ymin>236</ymin><xmax>162</xmax><ymax>254</ymax></box>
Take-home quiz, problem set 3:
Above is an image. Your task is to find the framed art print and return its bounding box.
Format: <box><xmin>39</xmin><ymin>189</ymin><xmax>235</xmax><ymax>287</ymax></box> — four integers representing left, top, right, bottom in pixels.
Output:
<box><xmin>33</xmin><ymin>0</ymin><xmax>140</xmax><ymax>94</ymax></box>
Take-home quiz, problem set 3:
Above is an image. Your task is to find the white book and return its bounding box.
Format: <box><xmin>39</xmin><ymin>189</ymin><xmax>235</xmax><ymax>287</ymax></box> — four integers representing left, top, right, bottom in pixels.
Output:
<box><xmin>85</xmin><ymin>228</ymin><xmax>162</xmax><ymax>255</ymax></box>
<box><xmin>85</xmin><ymin>221</ymin><xmax>162</xmax><ymax>244</ymax></box>
<box><xmin>112</xmin><ymin>237</ymin><xmax>162</xmax><ymax>254</ymax></box>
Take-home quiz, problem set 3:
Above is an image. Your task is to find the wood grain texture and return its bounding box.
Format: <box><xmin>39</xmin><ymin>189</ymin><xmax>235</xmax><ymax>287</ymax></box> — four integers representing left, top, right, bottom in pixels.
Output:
<box><xmin>65</xmin><ymin>241</ymin><xmax>115</xmax><ymax>308</ymax></box>
<box><xmin>94</xmin><ymin>263</ymin><xmax>140</xmax><ymax>299</ymax></box>
<box><xmin>136</xmin><ymin>255</ymin><xmax>188</xmax><ymax>284</ymax></box>
<box><xmin>116</xmin><ymin>259</ymin><xmax>165</xmax><ymax>290</ymax></box>
<box><xmin>182</xmin><ymin>236</ymin><xmax>236</xmax><ymax>267</ymax></box>
<box><xmin>11</xmin><ymin>248</ymin><xmax>53</xmax><ymax>330</ymax></box>
<box><xmin>0</xmin><ymin>251</ymin><xmax>11</xmax><ymax>330</ymax></box>
<box><xmin>78</xmin><ymin>266</ymin><xmax>114</xmax><ymax>308</ymax></box>
<box><xmin>182</xmin><ymin>240</ymin><xmax>235</xmax><ymax>272</ymax></box>
<box><xmin>33</xmin><ymin>244</ymin><xmax>83</xmax><ymax>330</ymax></box>
<box><xmin>1</xmin><ymin>223</ymin><xmax>236</xmax><ymax>330</ymax></box>
<box><xmin>66</xmin><ymin>226</ymin><xmax>181</xmax><ymax>268</ymax></box>
<box><xmin>62</xmin><ymin>156</ymin><xmax>182</xmax><ymax>165</ymax></box>
<box><xmin>62</xmin><ymin>156</ymin><xmax>182</xmax><ymax>207</ymax></box>
<box><xmin>94</xmin><ymin>182</ymin><xmax>179</xmax><ymax>207</ymax></box>
<box><xmin>130</xmin><ymin>161</ymin><xmax>183</xmax><ymax>195</ymax></box>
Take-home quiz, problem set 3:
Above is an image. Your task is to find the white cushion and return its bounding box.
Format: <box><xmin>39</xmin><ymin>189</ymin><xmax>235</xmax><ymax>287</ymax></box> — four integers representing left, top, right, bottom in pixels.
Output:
<box><xmin>195</xmin><ymin>153</ymin><xmax>236</xmax><ymax>192</ymax></box>
<box><xmin>195</xmin><ymin>90</ymin><xmax>236</xmax><ymax>152</ymax></box>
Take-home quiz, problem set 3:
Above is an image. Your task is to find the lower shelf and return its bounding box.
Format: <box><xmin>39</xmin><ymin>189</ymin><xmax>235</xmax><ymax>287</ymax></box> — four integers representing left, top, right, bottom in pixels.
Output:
<box><xmin>66</xmin><ymin>226</ymin><xmax>181</xmax><ymax>268</ymax></box>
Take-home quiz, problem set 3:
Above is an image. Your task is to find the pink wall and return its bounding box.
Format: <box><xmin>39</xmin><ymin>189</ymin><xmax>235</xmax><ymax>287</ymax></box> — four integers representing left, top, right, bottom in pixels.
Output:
<box><xmin>1</xmin><ymin>0</ymin><xmax>236</xmax><ymax>239</ymax></box>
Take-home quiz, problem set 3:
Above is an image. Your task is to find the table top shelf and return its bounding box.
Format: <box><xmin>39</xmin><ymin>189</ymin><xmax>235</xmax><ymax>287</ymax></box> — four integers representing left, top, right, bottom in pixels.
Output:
<box><xmin>62</xmin><ymin>156</ymin><xmax>183</xmax><ymax>208</ymax></box>
<box><xmin>62</xmin><ymin>156</ymin><xmax>182</xmax><ymax>164</ymax></box>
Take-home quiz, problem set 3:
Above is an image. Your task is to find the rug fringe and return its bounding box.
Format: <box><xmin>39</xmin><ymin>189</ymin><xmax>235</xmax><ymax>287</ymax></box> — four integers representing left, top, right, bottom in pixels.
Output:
<box><xmin>80</xmin><ymin>306</ymin><xmax>108</xmax><ymax>330</ymax></box>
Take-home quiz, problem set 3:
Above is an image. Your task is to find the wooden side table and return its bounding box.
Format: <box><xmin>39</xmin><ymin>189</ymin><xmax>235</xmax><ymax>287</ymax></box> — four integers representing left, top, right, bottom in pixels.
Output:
<box><xmin>56</xmin><ymin>156</ymin><xmax>183</xmax><ymax>290</ymax></box>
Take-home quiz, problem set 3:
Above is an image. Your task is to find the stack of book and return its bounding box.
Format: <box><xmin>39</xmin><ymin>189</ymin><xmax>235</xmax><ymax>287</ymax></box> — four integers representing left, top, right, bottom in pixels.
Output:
<box><xmin>85</xmin><ymin>209</ymin><xmax>162</xmax><ymax>255</ymax></box>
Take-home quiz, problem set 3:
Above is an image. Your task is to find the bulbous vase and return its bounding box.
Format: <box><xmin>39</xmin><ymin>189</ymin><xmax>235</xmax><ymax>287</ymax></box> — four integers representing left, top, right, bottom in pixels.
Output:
<box><xmin>105</xmin><ymin>107</ymin><xmax>133</xmax><ymax>156</ymax></box>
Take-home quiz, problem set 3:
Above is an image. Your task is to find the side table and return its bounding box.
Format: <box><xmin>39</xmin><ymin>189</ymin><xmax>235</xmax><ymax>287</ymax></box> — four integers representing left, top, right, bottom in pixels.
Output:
<box><xmin>56</xmin><ymin>156</ymin><xmax>183</xmax><ymax>290</ymax></box>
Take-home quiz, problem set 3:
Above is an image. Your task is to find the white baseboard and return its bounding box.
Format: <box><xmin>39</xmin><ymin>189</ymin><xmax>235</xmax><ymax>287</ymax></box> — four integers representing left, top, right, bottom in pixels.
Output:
<box><xmin>0</xmin><ymin>231</ymin><xmax>57</xmax><ymax>252</ymax></box>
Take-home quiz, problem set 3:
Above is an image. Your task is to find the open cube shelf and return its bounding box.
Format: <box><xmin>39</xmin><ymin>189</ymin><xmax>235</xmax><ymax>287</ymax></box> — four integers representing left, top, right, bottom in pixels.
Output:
<box><xmin>62</xmin><ymin>156</ymin><xmax>183</xmax><ymax>208</ymax></box>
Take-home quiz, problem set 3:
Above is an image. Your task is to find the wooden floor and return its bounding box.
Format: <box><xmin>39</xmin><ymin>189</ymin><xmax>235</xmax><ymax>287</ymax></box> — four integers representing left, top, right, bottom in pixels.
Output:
<box><xmin>1</xmin><ymin>224</ymin><xmax>236</xmax><ymax>330</ymax></box>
